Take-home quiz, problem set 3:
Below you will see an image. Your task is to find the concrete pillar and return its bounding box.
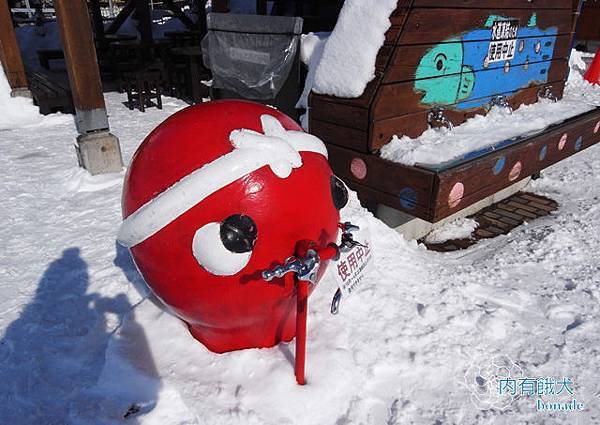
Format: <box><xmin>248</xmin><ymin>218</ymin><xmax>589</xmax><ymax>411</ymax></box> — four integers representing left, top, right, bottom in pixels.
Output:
<box><xmin>54</xmin><ymin>0</ymin><xmax>123</xmax><ymax>175</ymax></box>
<box><xmin>0</xmin><ymin>0</ymin><xmax>29</xmax><ymax>97</ymax></box>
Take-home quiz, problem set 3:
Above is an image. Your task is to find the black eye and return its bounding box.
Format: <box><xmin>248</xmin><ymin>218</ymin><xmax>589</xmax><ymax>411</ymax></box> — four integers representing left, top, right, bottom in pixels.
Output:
<box><xmin>330</xmin><ymin>175</ymin><xmax>349</xmax><ymax>210</ymax></box>
<box><xmin>434</xmin><ymin>53</ymin><xmax>447</xmax><ymax>72</ymax></box>
<box><xmin>220</xmin><ymin>215</ymin><xmax>257</xmax><ymax>253</ymax></box>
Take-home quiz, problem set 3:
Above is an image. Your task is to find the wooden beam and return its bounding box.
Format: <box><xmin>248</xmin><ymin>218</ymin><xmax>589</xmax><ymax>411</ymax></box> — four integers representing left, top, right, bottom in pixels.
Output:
<box><xmin>163</xmin><ymin>0</ymin><xmax>196</xmax><ymax>31</ymax></box>
<box><xmin>105</xmin><ymin>0</ymin><xmax>135</xmax><ymax>34</ymax></box>
<box><xmin>54</xmin><ymin>0</ymin><xmax>108</xmax><ymax>132</ymax></box>
<box><xmin>0</xmin><ymin>0</ymin><xmax>27</xmax><ymax>90</ymax></box>
<box><xmin>55</xmin><ymin>0</ymin><xmax>123</xmax><ymax>174</ymax></box>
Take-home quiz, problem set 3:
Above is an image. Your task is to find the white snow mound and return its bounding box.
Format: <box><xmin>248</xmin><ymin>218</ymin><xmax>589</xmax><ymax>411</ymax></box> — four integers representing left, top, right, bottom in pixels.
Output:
<box><xmin>312</xmin><ymin>0</ymin><xmax>397</xmax><ymax>98</ymax></box>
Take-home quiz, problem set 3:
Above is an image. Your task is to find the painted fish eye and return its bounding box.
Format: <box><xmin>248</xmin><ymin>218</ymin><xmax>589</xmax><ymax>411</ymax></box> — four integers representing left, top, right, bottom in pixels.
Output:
<box><xmin>330</xmin><ymin>175</ymin><xmax>349</xmax><ymax>210</ymax></box>
<box><xmin>192</xmin><ymin>215</ymin><xmax>257</xmax><ymax>276</ymax></box>
<box><xmin>434</xmin><ymin>53</ymin><xmax>447</xmax><ymax>72</ymax></box>
<box><xmin>220</xmin><ymin>214</ymin><xmax>257</xmax><ymax>253</ymax></box>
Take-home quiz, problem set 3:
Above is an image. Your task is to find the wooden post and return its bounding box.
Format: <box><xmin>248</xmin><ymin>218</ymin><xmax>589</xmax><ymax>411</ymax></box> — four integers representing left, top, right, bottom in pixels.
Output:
<box><xmin>0</xmin><ymin>0</ymin><xmax>29</xmax><ymax>96</ymax></box>
<box><xmin>89</xmin><ymin>0</ymin><xmax>105</xmax><ymax>40</ymax></box>
<box><xmin>134</xmin><ymin>0</ymin><xmax>153</xmax><ymax>44</ymax></box>
<box><xmin>194</xmin><ymin>0</ymin><xmax>208</xmax><ymax>34</ymax></box>
<box><xmin>54</xmin><ymin>0</ymin><xmax>123</xmax><ymax>175</ymax></box>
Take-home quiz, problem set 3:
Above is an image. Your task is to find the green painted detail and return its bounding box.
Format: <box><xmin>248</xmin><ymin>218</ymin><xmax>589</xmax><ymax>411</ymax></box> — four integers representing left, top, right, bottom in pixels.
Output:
<box><xmin>528</xmin><ymin>13</ymin><xmax>537</xmax><ymax>27</ymax></box>
<box><xmin>485</xmin><ymin>15</ymin><xmax>508</xmax><ymax>27</ymax></box>
<box><xmin>414</xmin><ymin>40</ymin><xmax>475</xmax><ymax>105</ymax></box>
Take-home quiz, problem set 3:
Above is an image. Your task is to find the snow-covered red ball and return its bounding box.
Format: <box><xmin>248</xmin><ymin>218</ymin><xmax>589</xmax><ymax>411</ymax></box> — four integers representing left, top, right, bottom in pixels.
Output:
<box><xmin>118</xmin><ymin>100</ymin><xmax>347</xmax><ymax>353</ymax></box>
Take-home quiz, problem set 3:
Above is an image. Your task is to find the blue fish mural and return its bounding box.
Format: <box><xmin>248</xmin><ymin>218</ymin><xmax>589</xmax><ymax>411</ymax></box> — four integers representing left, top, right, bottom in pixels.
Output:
<box><xmin>414</xmin><ymin>15</ymin><xmax>558</xmax><ymax>110</ymax></box>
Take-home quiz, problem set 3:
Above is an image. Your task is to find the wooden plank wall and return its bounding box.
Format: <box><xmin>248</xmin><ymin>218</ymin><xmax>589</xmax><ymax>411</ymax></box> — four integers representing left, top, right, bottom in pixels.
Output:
<box><xmin>309</xmin><ymin>0</ymin><xmax>576</xmax><ymax>153</ymax></box>
<box><xmin>308</xmin><ymin>0</ymin><xmax>589</xmax><ymax>223</ymax></box>
<box><xmin>576</xmin><ymin>0</ymin><xmax>600</xmax><ymax>41</ymax></box>
<box><xmin>433</xmin><ymin>108</ymin><xmax>600</xmax><ymax>221</ymax></box>
<box><xmin>325</xmin><ymin>108</ymin><xmax>600</xmax><ymax>222</ymax></box>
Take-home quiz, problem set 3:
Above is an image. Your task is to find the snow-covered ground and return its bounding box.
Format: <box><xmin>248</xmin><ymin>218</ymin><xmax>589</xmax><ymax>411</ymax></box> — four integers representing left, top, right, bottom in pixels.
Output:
<box><xmin>2</xmin><ymin>80</ymin><xmax>600</xmax><ymax>424</ymax></box>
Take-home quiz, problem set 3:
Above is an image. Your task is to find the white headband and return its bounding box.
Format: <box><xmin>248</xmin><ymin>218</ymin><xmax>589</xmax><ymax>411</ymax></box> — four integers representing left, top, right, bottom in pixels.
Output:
<box><xmin>117</xmin><ymin>115</ymin><xmax>328</xmax><ymax>248</ymax></box>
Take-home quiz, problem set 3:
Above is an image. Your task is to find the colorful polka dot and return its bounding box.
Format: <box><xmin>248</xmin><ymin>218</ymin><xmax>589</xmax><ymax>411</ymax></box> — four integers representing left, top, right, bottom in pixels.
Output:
<box><xmin>399</xmin><ymin>187</ymin><xmax>417</xmax><ymax>210</ymax></box>
<box><xmin>558</xmin><ymin>133</ymin><xmax>568</xmax><ymax>151</ymax></box>
<box><xmin>509</xmin><ymin>161</ymin><xmax>522</xmax><ymax>182</ymax></box>
<box><xmin>539</xmin><ymin>145</ymin><xmax>548</xmax><ymax>161</ymax></box>
<box><xmin>594</xmin><ymin>121</ymin><xmax>600</xmax><ymax>134</ymax></box>
<box><xmin>350</xmin><ymin>158</ymin><xmax>367</xmax><ymax>180</ymax></box>
<box><xmin>575</xmin><ymin>136</ymin><xmax>583</xmax><ymax>151</ymax></box>
<box><xmin>448</xmin><ymin>182</ymin><xmax>464</xmax><ymax>209</ymax></box>
<box><xmin>493</xmin><ymin>156</ymin><xmax>506</xmax><ymax>175</ymax></box>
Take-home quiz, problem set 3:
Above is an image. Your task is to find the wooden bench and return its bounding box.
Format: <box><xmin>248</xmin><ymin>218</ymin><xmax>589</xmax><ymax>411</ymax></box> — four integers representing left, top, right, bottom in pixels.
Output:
<box><xmin>309</xmin><ymin>0</ymin><xmax>600</xmax><ymax>223</ymax></box>
<box><xmin>27</xmin><ymin>72</ymin><xmax>74</xmax><ymax>115</ymax></box>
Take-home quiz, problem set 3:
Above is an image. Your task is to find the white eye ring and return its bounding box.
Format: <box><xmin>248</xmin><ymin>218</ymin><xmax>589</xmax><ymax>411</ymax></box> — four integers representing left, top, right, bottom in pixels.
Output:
<box><xmin>192</xmin><ymin>222</ymin><xmax>252</xmax><ymax>276</ymax></box>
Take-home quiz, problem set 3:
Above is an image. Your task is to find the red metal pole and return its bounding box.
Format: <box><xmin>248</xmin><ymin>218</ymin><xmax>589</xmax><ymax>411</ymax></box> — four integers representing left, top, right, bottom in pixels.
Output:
<box><xmin>294</xmin><ymin>243</ymin><xmax>338</xmax><ymax>385</ymax></box>
<box><xmin>295</xmin><ymin>279</ymin><xmax>308</xmax><ymax>385</ymax></box>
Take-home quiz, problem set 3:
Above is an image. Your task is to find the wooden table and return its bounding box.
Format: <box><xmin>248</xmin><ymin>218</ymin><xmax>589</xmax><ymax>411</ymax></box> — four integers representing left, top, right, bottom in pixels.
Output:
<box><xmin>169</xmin><ymin>46</ymin><xmax>209</xmax><ymax>103</ymax></box>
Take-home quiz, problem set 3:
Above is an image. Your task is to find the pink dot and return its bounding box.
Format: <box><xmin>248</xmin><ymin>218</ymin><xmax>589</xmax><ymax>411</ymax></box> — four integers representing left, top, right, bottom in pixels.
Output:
<box><xmin>448</xmin><ymin>182</ymin><xmax>464</xmax><ymax>208</ymax></box>
<box><xmin>509</xmin><ymin>161</ymin><xmax>522</xmax><ymax>182</ymax></box>
<box><xmin>350</xmin><ymin>158</ymin><xmax>367</xmax><ymax>180</ymax></box>
<box><xmin>595</xmin><ymin>121</ymin><xmax>600</xmax><ymax>134</ymax></box>
<box><xmin>558</xmin><ymin>133</ymin><xmax>568</xmax><ymax>150</ymax></box>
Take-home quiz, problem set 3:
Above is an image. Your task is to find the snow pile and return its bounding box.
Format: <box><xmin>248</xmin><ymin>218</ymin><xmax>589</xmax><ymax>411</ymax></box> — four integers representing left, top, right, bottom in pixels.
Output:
<box><xmin>0</xmin><ymin>61</ymin><xmax>70</xmax><ymax>130</ymax></box>
<box><xmin>2</xmin><ymin>91</ymin><xmax>600</xmax><ymax>424</ymax></box>
<box><xmin>424</xmin><ymin>218</ymin><xmax>479</xmax><ymax>244</ymax></box>
<box><xmin>296</xmin><ymin>32</ymin><xmax>329</xmax><ymax>109</ymax></box>
<box><xmin>380</xmin><ymin>52</ymin><xmax>600</xmax><ymax>167</ymax></box>
<box><xmin>312</xmin><ymin>0</ymin><xmax>397</xmax><ymax>98</ymax></box>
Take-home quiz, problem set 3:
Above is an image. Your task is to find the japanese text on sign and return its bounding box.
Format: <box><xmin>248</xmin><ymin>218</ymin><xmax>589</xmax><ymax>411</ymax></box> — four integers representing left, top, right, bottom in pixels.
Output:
<box><xmin>488</xmin><ymin>20</ymin><xmax>519</xmax><ymax>63</ymax></box>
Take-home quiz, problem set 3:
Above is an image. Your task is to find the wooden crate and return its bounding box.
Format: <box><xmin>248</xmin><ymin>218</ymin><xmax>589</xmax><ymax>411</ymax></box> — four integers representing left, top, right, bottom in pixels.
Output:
<box><xmin>310</xmin><ymin>0</ymin><xmax>578</xmax><ymax>153</ymax></box>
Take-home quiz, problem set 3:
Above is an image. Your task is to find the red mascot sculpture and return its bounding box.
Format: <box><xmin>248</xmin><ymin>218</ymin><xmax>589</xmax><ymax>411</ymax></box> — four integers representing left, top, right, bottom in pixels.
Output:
<box><xmin>118</xmin><ymin>100</ymin><xmax>349</xmax><ymax>384</ymax></box>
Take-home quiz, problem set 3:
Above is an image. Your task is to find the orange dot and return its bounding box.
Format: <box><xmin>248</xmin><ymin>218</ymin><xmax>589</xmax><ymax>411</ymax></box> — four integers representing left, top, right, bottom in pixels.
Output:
<box><xmin>509</xmin><ymin>161</ymin><xmax>522</xmax><ymax>182</ymax></box>
<box><xmin>448</xmin><ymin>182</ymin><xmax>464</xmax><ymax>208</ymax></box>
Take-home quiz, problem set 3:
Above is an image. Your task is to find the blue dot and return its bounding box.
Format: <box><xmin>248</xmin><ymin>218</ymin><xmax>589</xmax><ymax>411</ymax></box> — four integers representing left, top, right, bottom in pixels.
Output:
<box><xmin>539</xmin><ymin>145</ymin><xmax>548</xmax><ymax>161</ymax></box>
<box><xmin>399</xmin><ymin>187</ymin><xmax>417</xmax><ymax>210</ymax></box>
<box><xmin>493</xmin><ymin>156</ymin><xmax>506</xmax><ymax>175</ymax></box>
<box><xmin>575</xmin><ymin>136</ymin><xmax>583</xmax><ymax>151</ymax></box>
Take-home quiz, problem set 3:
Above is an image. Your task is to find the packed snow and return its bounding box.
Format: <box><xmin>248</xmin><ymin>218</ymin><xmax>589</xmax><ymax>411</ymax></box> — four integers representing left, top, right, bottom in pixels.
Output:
<box><xmin>380</xmin><ymin>51</ymin><xmax>600</xmax><ymax>167</ymax></box>
<box><xmin>2</xmin><ymin>73</ymin><xmax>600</xmax><ymax>424</ymax></box>
<box><xmin>424</xmin><ymin>218</ymin><xmax>479</xmax><ymax>244</ymax></box>
<box><xmin>312</xmin><ymin>0</ymin><xmax>397</xmax><ymax>98</ymax></box>
<box><xmin>0</xmin><ymin>61</ymin><xmax>71</xmax><ymax>129</ymax></box>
